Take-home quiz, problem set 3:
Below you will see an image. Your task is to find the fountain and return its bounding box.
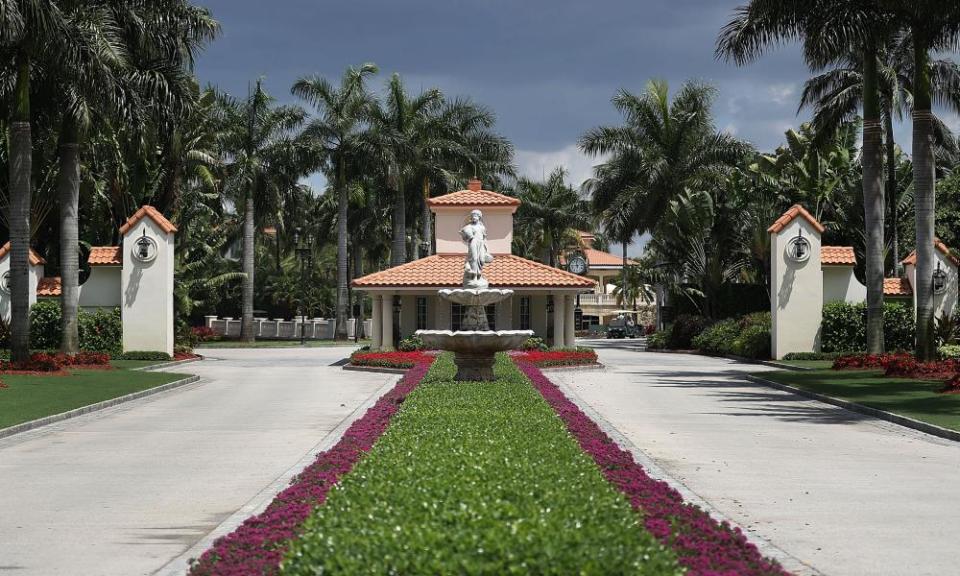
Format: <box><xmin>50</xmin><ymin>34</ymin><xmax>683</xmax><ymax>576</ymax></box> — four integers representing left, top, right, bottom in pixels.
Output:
<box><xmin>416</xmin><ymin>209</ymin><xmax>533</xmax><ymax>380</ymax></box>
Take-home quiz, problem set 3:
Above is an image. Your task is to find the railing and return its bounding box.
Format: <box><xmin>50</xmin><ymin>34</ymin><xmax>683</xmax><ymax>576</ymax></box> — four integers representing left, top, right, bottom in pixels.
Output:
<box><xmin>205</xmin><ymin>316</ymin><xmax>372</xmax><ymax>340</ymax></box>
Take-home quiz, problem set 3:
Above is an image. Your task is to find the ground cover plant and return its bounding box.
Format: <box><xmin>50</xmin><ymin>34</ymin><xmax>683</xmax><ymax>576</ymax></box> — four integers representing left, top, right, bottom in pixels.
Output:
<box><xmin>833</xmin><ymin>353</ymin><xmax>960</xmax><ymax>386</ymax></box>
<box><xmin>0</xmin><ymin>365</ymin><xmax>189</xmax><ymax>429</ymax></box>
<box><xmin>188</xmin><ymin>359</ymin><xmax>434</xmax><ymax>575</ymax></box>
<box><xmin>756</xmin><ymin>369</ymin><xmax>960</xmax><ymax>431</ymax></box>
<box><xmin>821</xmin><ymin>302</ymin><xmax>914</xmax><ymax>353</ymax></box>
<box><xmin>348</xmin><ymin>350</ymin><xmax>431</xmax><ymax>369</ymax></box>
<box><xmin>280</xmin><ymin>354</ymin><xmax>682</xmax><ymax>575</ymax></box>
<box><xmin>520</xmin><ymin>362</ymin><xmax>789</xmax><ymax>575</ymax></box>
<box><xmin>514</xmin><ymin>347</ymin><xmax>599</xmax><ymax>367</ymax></box>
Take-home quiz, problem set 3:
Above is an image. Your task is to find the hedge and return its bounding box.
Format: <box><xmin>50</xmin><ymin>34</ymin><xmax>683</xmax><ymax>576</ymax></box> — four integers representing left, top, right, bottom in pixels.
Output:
<box><xmin>692</xmin><ymin>312</ymin><xmax>771</xmax><ymax>360</ymax></box>
<box><xmin>821</xmin><ymin>301</ymin><xmax>915</xmax><ymax>353</ymax></box>
<box><xmin>281</xmin><ymin>354</ymin><xmax>681</xmax><ymax>575</ymax></box>
<box><xmin>29</xmin><ymin>300</ymin><xmax>122</xmax><ymax>354</ymax></box>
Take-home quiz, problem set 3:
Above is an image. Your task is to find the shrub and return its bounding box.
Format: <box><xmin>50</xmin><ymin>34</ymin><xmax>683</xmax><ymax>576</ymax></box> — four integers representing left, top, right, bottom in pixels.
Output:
<box><xmin>692</xmin><ymin>319</ymin><xmax>738</xmax><ymax>355</ymax></box>
<box><xmin>521</xmin><ymin>337</ymin><xmax>548</xmax><ymax>351</ymax></box>
<box><xmin>0</xmin><ymin>316</ymin><xmax>10</xmax><ymax>348</ymax></box>
<box><xmin>939</xmin><ymin>344</ymin><xmax>960</xmax><ymax>359</ymax></box>
<box><xmin>732</xmin><ymin>324</ymin><xmax>772</xmax><ymax>359</ymax></box>
<box><xmin>28</xmin><ymin>302</ymin><xmax>123</xmax><ymax>354</ymax></box>
<box><xmin>782</xmin><ymin>352</ymin><xmax>842</xmax><ymax>361</ymax></box>
<box><xmin>119</xmin><ymin>351</ymin><xmax>172</xmax><ymax>361</ymax></box>
<box><xmin>29</xmin><ymin>300</ymin><xmax>62</xmax><ymax>350</ymax></box>
<box><xmin>690</xmin><ymin>312</ymin><xmax>771</xmax><ymax>359</ymax></box>
<box><xmin>666</xmin><ymin>314</ymin><xmax>710</xmax><ymax>350</ymax></box>
<box><xmin>821</xmin><ymin>301</ymin><xmax>915</xmax><ymax>353</ymax></box>
<box><xmin>646</xmin><ymin>329</ymin><xmax>668</xmax><ymax>350</ymax></box>
<box><xmin>398</xmin><ymin>335</ymin><xmax>424</xmax><ymax>352</ymax></box>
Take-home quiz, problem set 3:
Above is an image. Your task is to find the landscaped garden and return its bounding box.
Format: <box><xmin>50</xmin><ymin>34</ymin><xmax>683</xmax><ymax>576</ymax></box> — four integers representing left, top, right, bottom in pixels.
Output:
<box><xmin>189</xmin><ymin>353</ymin><xmax>786</xmax><ymax>576</ymax></box>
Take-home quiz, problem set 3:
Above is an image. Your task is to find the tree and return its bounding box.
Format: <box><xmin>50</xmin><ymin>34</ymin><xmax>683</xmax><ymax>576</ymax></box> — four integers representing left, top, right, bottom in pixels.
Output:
<box><xmin>512</xmin><ymin>167</ymin><xmax>593</xmax><ymax>266</ymax></box>
<box><xmin>717</xmin><ymin>0</ymin><xmax>891</xmax><ymax>353</ymax></box>
<box><xmin>221</xmin><ymin>81</ymin><xmax>307</xmax><ymax>342</ymax></box>
<box><xmin>293</xmin><ymin>63</ymin><xmax>377</xmax><ymax>340</ymax></box>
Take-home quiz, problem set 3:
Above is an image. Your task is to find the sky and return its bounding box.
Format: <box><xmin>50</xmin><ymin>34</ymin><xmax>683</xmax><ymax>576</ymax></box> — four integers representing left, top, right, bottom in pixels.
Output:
<box><xmin>194</xmin><ymin>0</ymin><xmax>959</xmax><ymax>254</ymax></box>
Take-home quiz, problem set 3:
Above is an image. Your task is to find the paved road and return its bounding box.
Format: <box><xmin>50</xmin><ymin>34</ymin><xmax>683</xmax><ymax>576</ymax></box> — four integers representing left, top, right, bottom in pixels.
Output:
<box><xmin>560</xmin><ymin>340</ymin><xmax>960</xmax><ymax>576</ymax></box>
<box><xmin>0</xmin><ymin>347</ymin><xmax>395</xmax><ymax>576</ymax></box>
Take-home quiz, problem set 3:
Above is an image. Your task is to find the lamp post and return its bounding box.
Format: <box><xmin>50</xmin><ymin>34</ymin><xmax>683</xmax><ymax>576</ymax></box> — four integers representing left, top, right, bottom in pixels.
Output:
<box><xmin>293</xmin><ymin>227</ymin><xmax>314</xmax><ymax>346</ymax></box>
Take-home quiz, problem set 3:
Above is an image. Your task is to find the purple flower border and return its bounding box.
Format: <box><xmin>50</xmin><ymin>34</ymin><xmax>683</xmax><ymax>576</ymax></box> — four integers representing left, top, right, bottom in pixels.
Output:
<box><xmin>188</xmin><ymin>360</ymin><xmax>434</xmax><ymax>576</ymax></box>
<box><xmin>516</xmin><ymin>361</ymin><xmax>791</xmax><ymax>576</ymax></box>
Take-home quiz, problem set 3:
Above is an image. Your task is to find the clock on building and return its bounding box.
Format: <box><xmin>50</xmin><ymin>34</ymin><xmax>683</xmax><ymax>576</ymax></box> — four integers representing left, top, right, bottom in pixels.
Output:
<box><xmin>567</xmin><ymin>254</ymin><xmax>589</xmax><ymax>275</ymax></box>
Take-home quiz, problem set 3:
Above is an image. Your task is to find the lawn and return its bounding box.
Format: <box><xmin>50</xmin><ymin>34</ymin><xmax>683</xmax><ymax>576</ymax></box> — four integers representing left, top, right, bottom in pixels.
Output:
<box><xmin>756</xmin><ymin>369</ymin><xmax>960</xmax><ymax>432</ymax></box>
<box><xmin>280</xmin><ymin>354</ymin><xmax>681</xmax><ymax>575</ymax></box>
<box><xmin>196</xmin><ymin>339</ymin><xmax>371</xmax><ymax>349</ymax></box>
<box><xmin>0</xmin><ymin>365</ymin><xmax>190</xmax><ymax>429</ymax></box>
<box><xmin>774</xmin><ymin>359</ymin><xmax>834</xmax><ymax>370</ymax></box>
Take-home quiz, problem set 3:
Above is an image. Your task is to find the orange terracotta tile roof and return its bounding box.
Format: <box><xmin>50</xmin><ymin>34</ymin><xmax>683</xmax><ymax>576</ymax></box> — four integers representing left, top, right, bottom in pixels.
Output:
<box><xmin>884</xmin><ymin>277</ymin><xmax>912</xmax><ymax>296</ymax></box>
<box><xmin>88</xmin><ymin>246</ymin><xmax>122</xmax><ymax>266</ymax></box>
<box><xmin>560</xmin><ymin>248</ymin><xmax>634</xmax><ymax>268</ymax></box>
<box><xmin>37</xmin><ymin>276</ymin><xmax>61</xmax><ymax>297</ymax></box>
<box><xmin>0</xmin><ymin>242</ymin><xmax>46</xmax><ymax>266</ymax></box>
<box><xmin>353</xmin><ymin>254</ymin><xmax>595</xmax><ymax>289</ymax></box>
<box><xmin>119</xmin><ymin>205</ymin><xmax>178</xmax><ymax>235</ymax></box>
<box><xmin>428</xmin><ymin>179</ymin><xmax>521</xmax><ymax>208</ymax></box>
<box><xmin>901</xmin><ymin>239</ymin><xmax>959</xmax><ymax>266</ymax></box>
<box><xmin>767</xmin><ymin>204</ymin><xmax>825</xmax><ymax>234</ymax></box>
<box><xmin>821</xmin><ymin>246</ymin><xmax>856</xmax><ymax>266</ymax></box>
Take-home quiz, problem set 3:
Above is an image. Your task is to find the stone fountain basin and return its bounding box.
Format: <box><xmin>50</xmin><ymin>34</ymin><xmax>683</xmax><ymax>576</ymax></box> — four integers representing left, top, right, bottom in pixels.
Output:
<box><xmin>416</xmin><ymin>330</ymin><xmax>534</xmax><ymax>354</ymax></box>
<box><xmin>438</xmin><ymin>288</ymin><xmax>514</xmax><ymax>307</ymax></box>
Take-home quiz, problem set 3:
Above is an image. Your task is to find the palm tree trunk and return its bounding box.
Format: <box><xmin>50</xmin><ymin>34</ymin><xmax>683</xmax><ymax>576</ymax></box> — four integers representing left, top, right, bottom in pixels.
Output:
<box><xmin>353</xmin><ymin>244</ymin><xmax>364</xmax><ymax>340</ymax></box>
<box><xmin>9</xmin><ymin>51</ymin><xmax>32</xmax><ymax>363</ymax></box>
<box><xmin>391</xmin><ymin>180</ymin><xmax>406</xmax><ymax>266</ymax></box>
<box><xmin>884</xmin><ymin>111</ymin><xmax>899</xmax><ymax>276</ymax></box>
<box><xmin>862</xmin><ymin>49</ymin><xmax>885</xmax><ymax>354</ymax></box>
<box><xmin>58</xmin><ymin>118</ymin><xmax>81</xmax><ymax>355</ymax></box>
<box><xmin>421</xmin><ymin>177</ymin><xmax>432</xmax><ymax>258</ymax></box>
<box><xmin>913</xmin><ymin>34</ymin><xmax>936</xmax><ymax>360</ymax></box>
<box><xmin>240</xmin><ymin>187</ymin><xmax>256</xmax><ymax>342</ymax></box>
<box><xmin>335</xmin><ymin>160</ymin><xmax>349</xmax><ymax>339</ymax></box>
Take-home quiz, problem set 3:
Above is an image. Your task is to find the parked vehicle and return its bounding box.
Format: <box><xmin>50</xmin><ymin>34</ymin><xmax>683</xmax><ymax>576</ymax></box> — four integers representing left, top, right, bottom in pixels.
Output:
<box><xmin>607</xmin><ymin>312</ymin><xmax>639</xmax><ymax>339</ymax></box>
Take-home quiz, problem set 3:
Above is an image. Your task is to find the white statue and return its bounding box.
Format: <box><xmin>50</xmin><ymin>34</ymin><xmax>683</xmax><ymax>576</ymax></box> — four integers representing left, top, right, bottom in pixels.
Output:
<box><xmin>461</xmin><ymin>209</ymin><xmax>493</xmax><ymax>289</ymax></box>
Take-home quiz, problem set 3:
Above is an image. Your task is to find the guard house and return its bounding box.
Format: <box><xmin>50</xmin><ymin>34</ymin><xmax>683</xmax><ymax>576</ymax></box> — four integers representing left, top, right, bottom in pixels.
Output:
<box><xmin>353</xmin><ymin>179</ymin><xmax>595</xmax><ymax>350</ymax></box>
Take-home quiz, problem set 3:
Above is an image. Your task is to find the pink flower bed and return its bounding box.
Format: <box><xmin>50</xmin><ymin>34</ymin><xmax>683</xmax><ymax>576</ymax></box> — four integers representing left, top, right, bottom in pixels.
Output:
<box><xmin>515</xmin><ymin>349</ymin><xmax>599</xmax><ymax>367</ymax></box>
<box><xmin>517</xmin><ymin>361</ymin><xmax>789</xmax><ymax>576</ymax></box>
<box><xmin>187</xmin><ymin>358</ymin><xmax>434</xmax><ymax>576</ymax></box>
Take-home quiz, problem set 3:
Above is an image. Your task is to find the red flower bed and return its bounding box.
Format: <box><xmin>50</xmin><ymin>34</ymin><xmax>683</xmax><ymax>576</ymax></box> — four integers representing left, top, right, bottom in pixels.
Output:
<box><xmin>192</xmin><ymin>326</ymin><xmax>220</xmax><ymax>342</ymax></box>
<box><xmin>834</xmin><ymin>353</ymin><xmax>960</xmax><ymax>380</ymax></box>
<box><xmin>831</xmin><ymin>353</ymin><xmax>904</xmax><ymax>370</ymax></box>
<box><xmin>517</xmin><ymin>360</ymin><xmax>788</xmax><ymax>576</ymax></box>
<box><xmin>0</xmin><ymin>351</ymin><xmax>112</xmax><ymax>374</ymax></box>
<box><xmin>188</xmin><ymin>358</ymin><xmax>434</xmax><ymax>576</ymax></box>
<box><xmin>174</xmin><ymin>351</ymin><xmax>201</xmax><ymax>361</ymax></box>
<box><xmin>350</xmin><ymin>350</ymin><xmax>431</xmax><ymax>369</ymax></box>
<box><xmin>939</xmin><ymin>374</ymin><xmax>960</xmax><ymax>394</ymax></box>
<box><xmin>515</xmin><ymin>349</ymin><xmax>599</xmax><ymax>367</ymax></box>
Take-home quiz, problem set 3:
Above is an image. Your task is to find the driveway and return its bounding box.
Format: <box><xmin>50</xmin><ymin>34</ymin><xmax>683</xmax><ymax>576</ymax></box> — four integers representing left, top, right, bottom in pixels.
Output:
<box><xmin>555</xmin><ymin>340</ymin><xmax>960</xmax><ymax>576</ymax></box>
<box><xmin>0</xmin><ymin>347</ymin><xmax>396</xmax><ymax>576</ymax></box>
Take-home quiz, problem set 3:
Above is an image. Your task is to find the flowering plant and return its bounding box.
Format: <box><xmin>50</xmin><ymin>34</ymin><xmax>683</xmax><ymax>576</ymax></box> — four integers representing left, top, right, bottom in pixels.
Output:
<box><xmin>350</xmin><ymin>350</ymin><xmax>432</xmax><ymax>369</ymax></box>
<box><xmin>191</xmin><ymin>326</ymin><xmax>219</xmax><ymax>342</ymax></box>
<box><xmin>515</xmin><ymin>348</ymin><xmax>599</xmax><ymax>367</ymax></box>
<box><xmin>939</xmin><ymin>374</ymin><xmax>960</xmax><ymax>394</ymax></box>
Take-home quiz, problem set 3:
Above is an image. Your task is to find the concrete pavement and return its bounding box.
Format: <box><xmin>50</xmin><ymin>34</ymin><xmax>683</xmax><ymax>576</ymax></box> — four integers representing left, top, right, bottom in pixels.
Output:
<box><xmin>0</xmin><ymin>347</ymin><xmax>396</xmax><ymax>576</ymax></box>
<box><xmin>557</xmin><ymin>340</ymin><xmax>960</xmax><ymax>576</ymax></box>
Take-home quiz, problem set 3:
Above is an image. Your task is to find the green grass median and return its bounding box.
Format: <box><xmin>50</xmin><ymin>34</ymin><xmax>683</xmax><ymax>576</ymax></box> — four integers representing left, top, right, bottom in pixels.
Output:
<box><xmin>755</xmin><ymin>369</ymin><xmax>960</xmax><ymax>432</ymax></box>
<box><xmin>0</xmin><ymin>364</ymin><xmax>189</xmax><ymax>430</ymax></box>
<box><xmin>281</xmin><ymin>354</ymin><xmax>681</xmax><ymax>575</ymax></box>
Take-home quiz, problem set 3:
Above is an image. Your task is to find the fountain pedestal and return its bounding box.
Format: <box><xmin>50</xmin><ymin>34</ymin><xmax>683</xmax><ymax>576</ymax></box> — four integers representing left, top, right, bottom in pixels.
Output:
<box><xmin>416</xmin><ymin>288</ymin><xmax>533</xmax><ymax>381</ymax></box>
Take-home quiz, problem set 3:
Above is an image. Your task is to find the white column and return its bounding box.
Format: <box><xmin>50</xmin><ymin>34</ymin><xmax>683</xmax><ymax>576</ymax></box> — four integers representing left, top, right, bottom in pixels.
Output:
<box><xmin>381</xmin><ymin>293</ymin><xmax>394</xmax><ymax>351</ymax></box>
<box><xmin>371</xmin><ymin>294</ymin><xmax>383</xmax><ymax>350</ymax></box>
<box><xmin>565</xmin><ymin>294</ymin><xmax>576</xmax><ymax>347</ymax></box>
<box><xmin>552</xmin><ymin>294</ymin><xmax>565</xmax><ymax>349</ymax></box>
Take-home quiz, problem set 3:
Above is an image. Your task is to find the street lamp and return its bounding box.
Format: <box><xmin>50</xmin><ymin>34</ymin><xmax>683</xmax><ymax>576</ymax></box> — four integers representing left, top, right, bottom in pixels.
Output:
<box><xmin>293</xmin><ymin>227</ymin><xmax>314</xmax><ymax>345</ymax></box>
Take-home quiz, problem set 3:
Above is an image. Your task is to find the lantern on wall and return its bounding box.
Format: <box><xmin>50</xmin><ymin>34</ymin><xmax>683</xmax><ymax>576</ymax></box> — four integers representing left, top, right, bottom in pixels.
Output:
<box><xmin>933</xmin><ymin>261</ymin><xmax>948</xmax><ymax>295</ymax></box>
<box><xmin>786</xmin><ymin>228</ymin><xmax>811</xmax><ymax>263</ymax></box>
<box><xmin>133</xmin><ymin>230</ymin><xmax>158</xmax><ymax>263</ymax></box>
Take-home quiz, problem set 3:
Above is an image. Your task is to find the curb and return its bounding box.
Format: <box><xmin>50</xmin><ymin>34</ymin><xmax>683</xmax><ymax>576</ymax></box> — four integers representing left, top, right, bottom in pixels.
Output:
<box><xmin>153</xmin><ymin>375</ymin><xmax>402</xmax><ymax>576</ymax></box>
<box><xmin>539</xmin><ymin>363</ymin><xmax>605</xmax><ymax>372</ymax></box>
<box><xmin>133</xmin><ymin>356</ymin><xmax>204</xmax><ymax>372</ymax></box>
<box><xmin>552</xmin><ymin>376</ymin><xmax>823</xmax><ymax>576</ymax></box>
<box><xmin>0</xmin><ymin>374</ymin><xmax>201</xmax><ymax>441</ymax></box>
<box><xmin>746</xmin><ymin>374</ymin><xmax>960</xmax><ymax>443</ymax></box>
<box><xmin>341</xmin><ymin>364</ymin><xmax>409</xmax><ymax>375</ymax></box>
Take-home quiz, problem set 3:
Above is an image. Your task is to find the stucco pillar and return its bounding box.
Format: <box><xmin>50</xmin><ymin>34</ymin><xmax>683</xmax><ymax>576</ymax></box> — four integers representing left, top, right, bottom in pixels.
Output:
<box><xmin>371</xmin><ymin>294</ymin><xmax>383</xmax><ymax>350</ymax></box>
<box><xmin>381</xmin><ymin>293</ymin><xmax>394</xmax><ymax>351</ymax></box>
<box><xmin>552</xmin><ymin>294</ymin><xmax>565</xmax><ymax>348</ymax></box>
<box><xmin>565</xmin><ymin>294</ymin><xmax>576</xmax><ymax>347</ymax></box>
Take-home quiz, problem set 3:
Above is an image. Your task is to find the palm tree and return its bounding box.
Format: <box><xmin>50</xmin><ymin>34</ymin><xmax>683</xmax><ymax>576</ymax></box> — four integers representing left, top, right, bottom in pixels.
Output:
<box><xmin>365</xmin><ymin>74</ymin><xmax>444</xmax><ymax>266</ymax></box>
<box><xmin>2</xmin><ymin>0</ymin><xmax>70</xmax><ymax>361</ymax></box>
<box><xmin>512</xmin><ymin>167</ymin><xmax>593</xmax><ymax>266</ymax></box>
<box><xmin>717</xmin><ymin>0</ymin><xmax>891</xmax><ymax>353</ymax></box>
<box><xmin>580</xmin><ymin>80</ymin><xmax>750</xmax><ymax>237</ymax></box>
<box><xmin>881</xmin><ymin>0</ymin><xmax>960</xmax><ymax>359</ymax></box>
<box><xmin>222</xmin><ymin>81</ymin><xmax>307</xmax><ymax>342</ymax></box>
<box><xmin>293</xmin><ymin>63</ymin><xmax>377</xmax><ymax>340</ymax></box>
